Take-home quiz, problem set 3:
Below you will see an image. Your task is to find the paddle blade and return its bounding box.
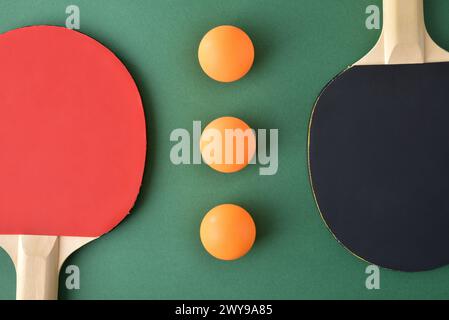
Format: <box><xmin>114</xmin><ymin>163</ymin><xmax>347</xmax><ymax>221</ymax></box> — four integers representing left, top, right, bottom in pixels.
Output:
<box><xmin>0</xmin><ymin>26</ymin><xmax>146</xmax><ymax>237</ymax></box>
<box><xmin>309</xmin><ymin>62</ymin><xmax>449</xmax><ymax>271</ymax></box>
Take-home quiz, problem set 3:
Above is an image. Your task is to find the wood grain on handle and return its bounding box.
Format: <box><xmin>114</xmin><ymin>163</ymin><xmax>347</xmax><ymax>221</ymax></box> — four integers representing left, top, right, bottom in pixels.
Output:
<box><xmin>383</xmin><ymin>0</ymin><xmax>425</xmax><ymax>64</ymax></box>
<box><xmin>356</xmin><ymin>0</ymin><xmax>449</xmax><ymax>65</ymax></box>
<box><xmin>16</xmin><ymin>235</ymin><xmax>59</xmax><ymax>300</ymax></box>
<box><xmin>0</xmin><ymin>235</ymin><xmax>96</xmax><ymax>300</ymax></box>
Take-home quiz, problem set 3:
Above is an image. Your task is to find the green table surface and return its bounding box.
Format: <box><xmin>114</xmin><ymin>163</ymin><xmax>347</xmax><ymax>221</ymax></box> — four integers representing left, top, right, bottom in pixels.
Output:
<box><xmin>1</xmin><ymin>0</ymin><xmax>449</xmax><ymax>300</ymax></box>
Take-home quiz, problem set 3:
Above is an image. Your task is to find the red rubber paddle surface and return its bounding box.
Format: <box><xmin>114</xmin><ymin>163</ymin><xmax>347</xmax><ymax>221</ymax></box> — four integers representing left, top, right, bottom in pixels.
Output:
<box><xmin>0</xmin><ymin>26</ymin><xmax>146</xmax><ymax>237</ymax></box>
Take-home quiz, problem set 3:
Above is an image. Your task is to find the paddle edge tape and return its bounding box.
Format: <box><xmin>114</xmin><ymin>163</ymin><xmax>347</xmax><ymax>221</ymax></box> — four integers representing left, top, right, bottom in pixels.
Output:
<box><xmin>306</xmin><ymin>65</ymin><xmax>375</xmax><ymax>270</ymax></box>
<box><xmin>0</xmin><ymin>25</ymin><xmax>147</xmax><ymax>238</ymax></box>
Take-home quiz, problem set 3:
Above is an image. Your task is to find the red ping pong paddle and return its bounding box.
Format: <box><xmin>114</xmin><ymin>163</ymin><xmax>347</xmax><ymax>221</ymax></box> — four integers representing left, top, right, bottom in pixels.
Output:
<box><xmin>0</xmin><ymin>26</ymin><xmax>146</xmax><ymax>298</ymax></box>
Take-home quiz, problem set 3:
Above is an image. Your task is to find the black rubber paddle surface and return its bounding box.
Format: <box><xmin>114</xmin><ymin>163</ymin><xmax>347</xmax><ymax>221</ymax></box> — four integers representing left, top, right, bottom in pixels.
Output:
<box><xmin>309</xmin><ymin>62</ymin><xmax>449</xmax><ymax>271</ymax></box>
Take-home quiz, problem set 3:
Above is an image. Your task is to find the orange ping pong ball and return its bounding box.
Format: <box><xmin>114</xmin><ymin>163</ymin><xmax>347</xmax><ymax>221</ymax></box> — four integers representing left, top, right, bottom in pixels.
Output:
<box><xmin>198</xmin><ymin>25</ymin><xmax>255</xmax><ymax>82</ymax></box>
<box><xmin>200</xmin><ymin>116</ymin><xmax>256</xmax><ymax>173</ymax></box>
<box><xmin>200</xmin><ymin>204</ymin><xmax>256</xmax><ymax>260</ymax></box>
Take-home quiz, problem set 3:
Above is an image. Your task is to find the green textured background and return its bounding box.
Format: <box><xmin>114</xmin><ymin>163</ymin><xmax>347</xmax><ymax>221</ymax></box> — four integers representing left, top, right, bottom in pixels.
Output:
<box><xmin>1</xmin><ymin>0</ymin><xmax>449</xmax><ymax>300</ymax></box>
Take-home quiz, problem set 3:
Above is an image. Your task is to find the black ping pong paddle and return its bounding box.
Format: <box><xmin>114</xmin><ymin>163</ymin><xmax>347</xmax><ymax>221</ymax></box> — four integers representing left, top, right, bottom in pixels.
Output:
<box><xmin>309</xmin><ymin>0</ymin><xmax>449</xmax><ymax>271</ymax></box>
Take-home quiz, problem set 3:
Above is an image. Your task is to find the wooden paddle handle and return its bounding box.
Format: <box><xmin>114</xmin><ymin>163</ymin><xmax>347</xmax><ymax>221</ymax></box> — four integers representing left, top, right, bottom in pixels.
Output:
<box><xmin>16</xmin><ymin>235</ymin><xmax>59</xmax><ymax>300</ymax></box>
<box><xmin>383</xmin><ymin>0</ymin><xmax>425</xmax><ymax>64</ymax></box>
<box><xmin>356</xmin><ymin>0</ymin><xmax>449</xmax><ymax>65</ymax></box>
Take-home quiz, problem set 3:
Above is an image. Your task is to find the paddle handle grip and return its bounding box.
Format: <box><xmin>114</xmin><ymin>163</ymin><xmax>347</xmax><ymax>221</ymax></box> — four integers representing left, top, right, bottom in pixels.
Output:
<box><xmin>383</xmin><ymin>0</ymin><xmax>425</xmax><ymax>63</ymax></box>
<box><xmin>16</xmin><ymin>235</ymin><xmax>59</xmax><ymax>300</ymax></box>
